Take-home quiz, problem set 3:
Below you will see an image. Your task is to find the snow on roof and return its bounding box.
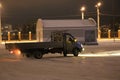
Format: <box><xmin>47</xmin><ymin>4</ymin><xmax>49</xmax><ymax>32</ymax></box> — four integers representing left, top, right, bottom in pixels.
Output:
<box><xmin>40</xmin><ymin>19</ymin><xmax>96</xmax><ymax>28</ymax></box>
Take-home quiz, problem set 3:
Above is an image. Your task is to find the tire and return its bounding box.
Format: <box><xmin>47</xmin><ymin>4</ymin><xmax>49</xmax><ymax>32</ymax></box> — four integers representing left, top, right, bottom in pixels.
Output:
<box><xmin>63</xmin><ymin>53</ymin><xmax>67</xmax><ymax>57</ymax></box>
<box><xmin>34</xmin><ymin>51</ymin><xmax>43</xmax><ymax>59</ymax></box>
<box><xmin>63</xmin><ymin>50</ymin><xmax>67</xmax><ymax>57</ymax></box>
<box><xmin>73</xmin><ymin>48</ymin><xmax>79</xmax><ymax>57</ymax></box>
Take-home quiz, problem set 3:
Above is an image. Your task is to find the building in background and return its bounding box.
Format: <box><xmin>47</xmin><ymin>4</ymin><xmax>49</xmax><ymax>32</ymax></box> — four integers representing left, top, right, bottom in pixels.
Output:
<box><xmin>2</xmin><ymin>24</ymin><xmax>12</xmax><ymax>32</ymax></box>
<box><xmin>2</xmin><ymin>24</ymin><xmax>13</xmax><ymax>40</ymax></box>
<box><xmin>36</xmin><ymin>18</ymin><xmax>98</xmax><ymax>45</ymax></box>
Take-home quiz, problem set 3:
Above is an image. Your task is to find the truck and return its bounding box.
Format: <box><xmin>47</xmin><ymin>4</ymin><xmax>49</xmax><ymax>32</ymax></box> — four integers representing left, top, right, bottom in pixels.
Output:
<box><xmin>5</xmin><ymin>31</ymin><xmax>84</xmax><ymax>59</ymax></box>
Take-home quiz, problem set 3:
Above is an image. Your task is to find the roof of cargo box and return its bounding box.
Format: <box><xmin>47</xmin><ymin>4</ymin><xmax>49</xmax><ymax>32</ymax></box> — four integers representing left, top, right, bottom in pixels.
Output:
<box><xmin>38</xmin><ymin>18</ymin><xmax>96</xmax><ymax>28</ymax></box>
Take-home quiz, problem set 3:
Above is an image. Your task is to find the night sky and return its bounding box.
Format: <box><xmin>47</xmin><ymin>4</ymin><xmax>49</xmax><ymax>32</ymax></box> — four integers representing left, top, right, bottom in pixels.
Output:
<box><xmin>1</xmin><ymin>0</ymin><xmax>120</xmax><ymax>25</ymax></box>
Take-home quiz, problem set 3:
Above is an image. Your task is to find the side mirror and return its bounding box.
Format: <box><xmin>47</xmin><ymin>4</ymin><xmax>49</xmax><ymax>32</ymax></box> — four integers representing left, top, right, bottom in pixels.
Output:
<box><xmin>74</xmin><ymin>38</ymin><xmax>77</xmax><ymax>42</ymax></box>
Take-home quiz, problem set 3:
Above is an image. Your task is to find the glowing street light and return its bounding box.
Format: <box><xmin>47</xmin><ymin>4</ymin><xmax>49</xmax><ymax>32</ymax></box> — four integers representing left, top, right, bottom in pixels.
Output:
<box><xmin>80</xmin><ymin>6</ymin><xmax>86</xmax><ymax>20</ymax></box>
<box><xmin>0</xmin><ymin>3</ymin><xmax>2</xmax><ymax>8</ymax></box>
<box><xmin>0</xmin><ymin>3</ymin><xmax>2</xmax><ymax>43</ymax></box>
<box><xmin>95</xmin><ymin>2</ymin><xmax>102</xmax><ymax>39</ymax></box>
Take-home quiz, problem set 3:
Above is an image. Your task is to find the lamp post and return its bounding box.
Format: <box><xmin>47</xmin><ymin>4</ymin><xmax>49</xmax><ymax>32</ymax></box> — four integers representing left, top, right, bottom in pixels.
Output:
<box><xmin>95</xmin><ymin>2</ymin><xmax>102</xmax><ymax>39</ymax></box>
<box><xmin>80</xmin><ymin>6</ymin><xmax>86</xmax><ymax>20</ymax></box>
<box><xmin>0</xmin><ymin>3</ymin><xmax>2</xmax><ymax>43</ymax></box>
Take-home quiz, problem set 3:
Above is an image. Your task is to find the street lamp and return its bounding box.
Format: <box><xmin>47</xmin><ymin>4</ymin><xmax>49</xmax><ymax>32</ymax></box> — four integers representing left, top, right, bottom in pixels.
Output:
<box><xmin>95</xmin><ymin>2</ymin><xmax>102</xmax><ymax>39</ymax></box>
<box><xmin>80</xmin><ymin>6</ymin><xmax>86</xmax><ymax>20</ymax></box>
<box><xmin>0</xmin><ymin>3</ymin><xmax>2</xmax><ymax>43</ymax></box>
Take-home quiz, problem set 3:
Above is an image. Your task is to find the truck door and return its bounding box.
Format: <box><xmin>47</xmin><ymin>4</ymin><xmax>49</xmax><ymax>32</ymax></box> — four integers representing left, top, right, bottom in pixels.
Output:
<box><xmin>65</xmin><ymin>34</ymin><xmax>74</xmax><ymax>53</ymax></box>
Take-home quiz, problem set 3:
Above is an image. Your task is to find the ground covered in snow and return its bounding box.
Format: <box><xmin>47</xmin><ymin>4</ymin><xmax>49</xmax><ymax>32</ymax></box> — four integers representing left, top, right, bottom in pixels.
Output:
<box><xmin>0</xmin><ymin>39</ymin><xmax>120</xmax><ymax>80</ymax></box>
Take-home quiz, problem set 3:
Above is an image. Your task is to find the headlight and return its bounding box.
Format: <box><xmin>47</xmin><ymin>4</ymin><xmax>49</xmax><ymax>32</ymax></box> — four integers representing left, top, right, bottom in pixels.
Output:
<box><xmin>81</xmin><ymin>44</ymin><xmax>85</xmax><ymax>51</ymax></box>
<box><xmin>81</xmin><ymin>44</ymin><xmax>83</xmax><ymax>48</ymax></box>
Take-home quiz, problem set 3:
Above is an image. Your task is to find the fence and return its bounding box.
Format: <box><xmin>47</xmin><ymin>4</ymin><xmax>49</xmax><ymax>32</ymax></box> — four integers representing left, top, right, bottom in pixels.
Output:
<box><xmin>100</xmin><ymin>30</ymin><xmax>120</xmax><ymax>39</ymax></box>
<box><xmin>2</xmin><ymin>31</ymin><xmax>36</xmax><ymax>41</ymax></box>
<box><xmin>2</xmin><ymin>30</ymin><xmax>120</xmax><ymax>41</ymax></box>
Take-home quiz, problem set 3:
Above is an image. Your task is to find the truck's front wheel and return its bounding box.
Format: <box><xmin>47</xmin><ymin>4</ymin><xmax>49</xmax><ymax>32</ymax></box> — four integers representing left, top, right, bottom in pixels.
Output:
<box><xmin>63</xmin><ymin>50</ymin><xmax>67</xmax><ymax>57</ymax></box>
<box><xmin>34</xmin><ymin>51</ymin><xmax>43</xmax><ymax>59</ymax></box>
<box><xmin>73</xmin><ymin>48</ymin><xmax>79</xmax><ymax>57</ymax></box>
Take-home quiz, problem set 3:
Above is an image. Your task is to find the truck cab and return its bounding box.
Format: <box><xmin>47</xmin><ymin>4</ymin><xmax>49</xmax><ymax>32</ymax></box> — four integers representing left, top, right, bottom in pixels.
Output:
<box><xmin>63</xmin><ymin>33</ymin><xmax>84</xmax><ymax>57</ymax></box>
<box><xmin>51</xmin><ymin>31</ymin><xmax>84</xmax><ymax>57</ymax></box>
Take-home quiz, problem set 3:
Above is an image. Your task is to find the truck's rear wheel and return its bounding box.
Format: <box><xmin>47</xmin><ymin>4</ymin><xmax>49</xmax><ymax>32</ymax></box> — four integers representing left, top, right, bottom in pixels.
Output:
<box><xmin>34</xmin><ymin>51</ymin><xmax>43</xmax><ymax>59</ymax></box>
<box><xmin>73</xmin><ymin>48</ymin><xmax>79</xmax><ymax>57</ymax></box>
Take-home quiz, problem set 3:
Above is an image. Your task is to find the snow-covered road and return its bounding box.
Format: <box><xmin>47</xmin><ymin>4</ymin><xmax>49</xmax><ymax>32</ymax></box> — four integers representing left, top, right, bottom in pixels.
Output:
<box><xmin>0</xmin><ymin>39</ymin><xmax>120</xmax><ymax>80</ymax></box>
